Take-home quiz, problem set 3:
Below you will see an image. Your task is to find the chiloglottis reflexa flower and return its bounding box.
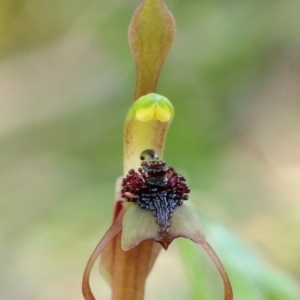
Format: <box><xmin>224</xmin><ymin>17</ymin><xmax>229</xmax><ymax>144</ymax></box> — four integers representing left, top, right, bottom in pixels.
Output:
<box><xmin>82</xmin><ymin>0</ymin><xmax>232</xmax><ymax>299</ymax></box>
<box><xmin>82</xmin><ymin>94</ymin><xmax>233</xmax><ymax>300</ymax></box>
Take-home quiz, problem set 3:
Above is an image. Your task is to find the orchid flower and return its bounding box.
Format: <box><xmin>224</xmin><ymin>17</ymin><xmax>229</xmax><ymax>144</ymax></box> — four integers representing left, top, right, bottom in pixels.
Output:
<box><xmin>82</xmin><ymin>1</ymin><xmax>233</xmax><ymax>299</ymax></box>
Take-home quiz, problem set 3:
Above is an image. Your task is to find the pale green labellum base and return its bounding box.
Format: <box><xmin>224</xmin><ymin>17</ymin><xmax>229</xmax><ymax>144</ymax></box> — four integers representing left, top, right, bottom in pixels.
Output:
<box><xmin>121</xmin><ymin>203</ymin><xmax>206</xmax><ymax>251</ymax></box>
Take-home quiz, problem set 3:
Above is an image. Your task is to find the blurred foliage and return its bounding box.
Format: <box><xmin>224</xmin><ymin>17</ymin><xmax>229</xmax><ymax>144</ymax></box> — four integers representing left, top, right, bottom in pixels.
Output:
<box><xmin>1</xmin><ymin>0</ymin><xmax>300</xmax><ymax>299</ymax></box>
<box><xmin>180</xmin><ymin>212</ymin><xmax>300</xmax><ymax>300</ymax></box>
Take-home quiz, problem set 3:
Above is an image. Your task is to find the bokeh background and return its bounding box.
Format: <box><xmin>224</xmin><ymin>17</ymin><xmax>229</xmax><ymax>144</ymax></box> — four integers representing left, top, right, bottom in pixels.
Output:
<box><xmin>1</xmin><ymin>0</ymin><xmax>300</xmax><ymax>299</ymax></box>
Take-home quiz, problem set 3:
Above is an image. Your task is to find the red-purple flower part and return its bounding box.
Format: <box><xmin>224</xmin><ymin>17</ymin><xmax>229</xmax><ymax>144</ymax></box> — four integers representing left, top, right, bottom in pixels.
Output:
<box><xmin>122</xmin><ymin>149</ymin><xmax>190</xmax><ymax>247</ymax></box>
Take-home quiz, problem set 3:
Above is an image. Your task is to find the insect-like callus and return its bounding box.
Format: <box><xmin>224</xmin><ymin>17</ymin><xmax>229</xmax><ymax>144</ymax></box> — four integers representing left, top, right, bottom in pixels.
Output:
<box><xmin>122</xmin><ymin>149</ymin><xmax>190</xmax><ymax>243</ymax></box>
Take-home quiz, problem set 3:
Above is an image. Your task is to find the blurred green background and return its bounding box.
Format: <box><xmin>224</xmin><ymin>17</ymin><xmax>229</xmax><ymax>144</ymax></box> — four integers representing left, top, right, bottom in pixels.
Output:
<box><xmin>1</xmin><ymin>0</ymin><xmax>300</xmax><ymax>299</ymax></box>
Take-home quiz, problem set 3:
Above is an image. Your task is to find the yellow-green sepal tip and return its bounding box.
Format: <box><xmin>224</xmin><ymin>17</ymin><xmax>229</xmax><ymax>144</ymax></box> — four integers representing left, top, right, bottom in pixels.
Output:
<box><xmin>128</xmin><ymin>93</ymin><xmax>174</xmax><ymax>122</ymax></box>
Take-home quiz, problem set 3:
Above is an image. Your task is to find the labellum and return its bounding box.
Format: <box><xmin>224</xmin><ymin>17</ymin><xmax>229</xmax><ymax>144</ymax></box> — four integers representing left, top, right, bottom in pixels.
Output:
<box><xmin>122</xmin><ymin>149</ymin><xmax>190</xmax><ymax>249</ymax></box>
